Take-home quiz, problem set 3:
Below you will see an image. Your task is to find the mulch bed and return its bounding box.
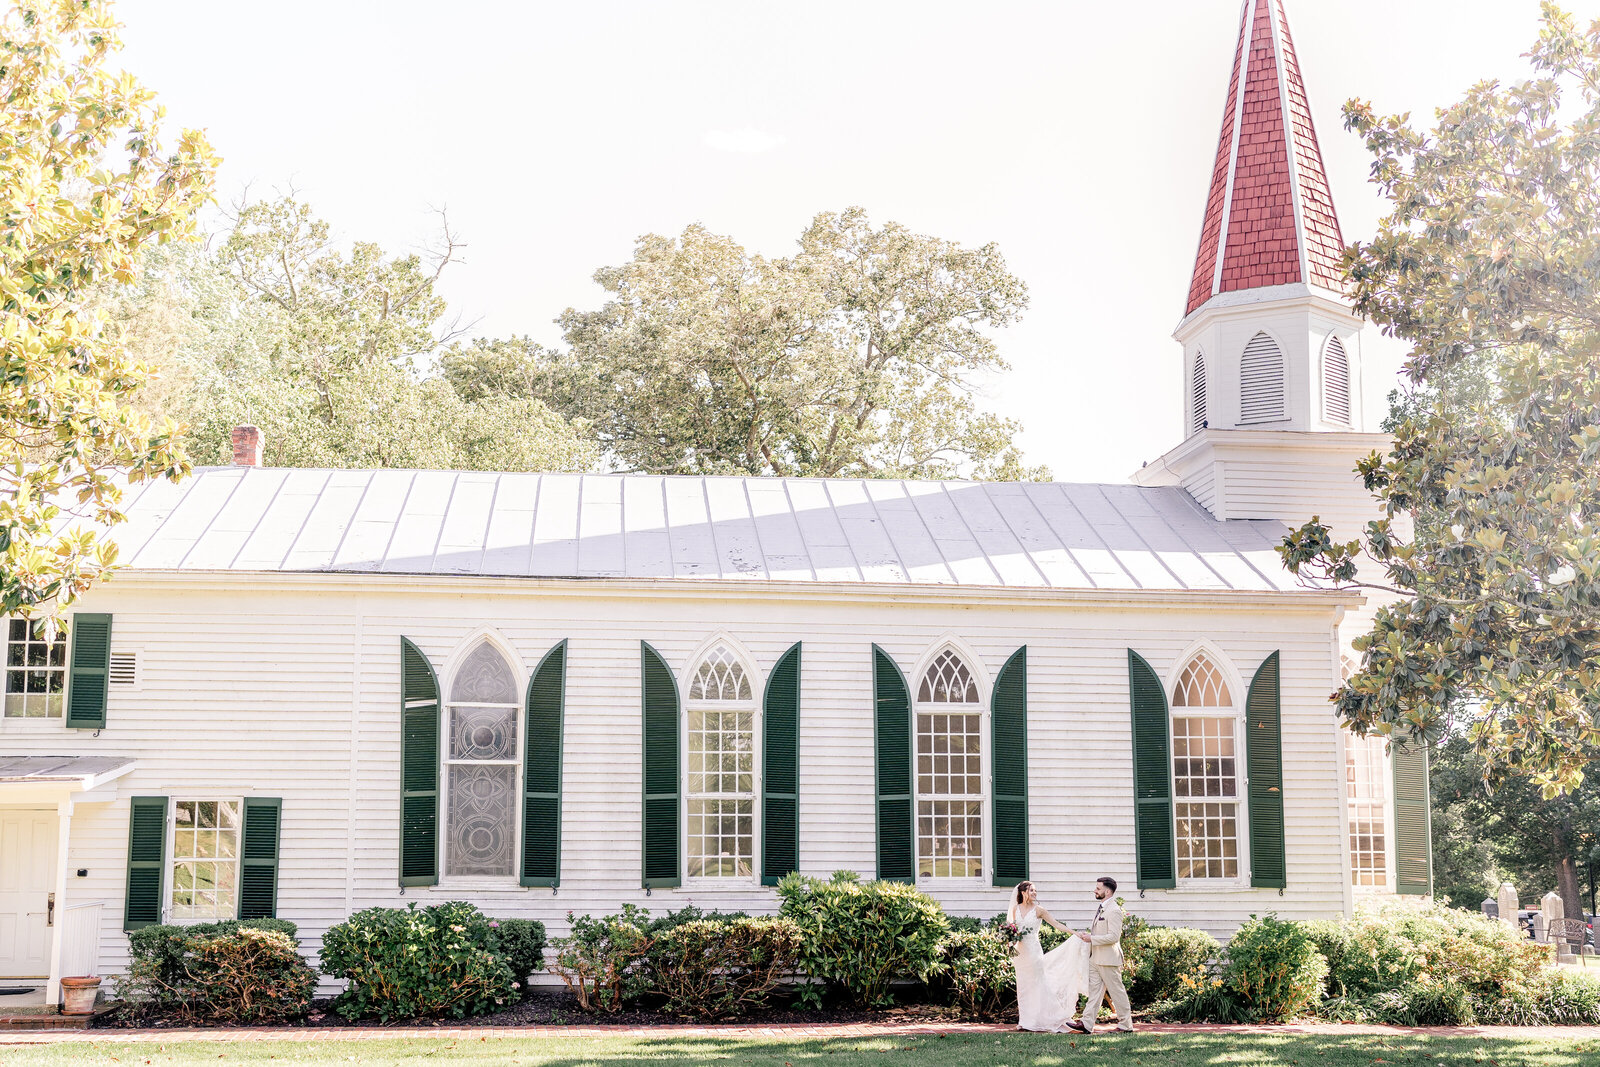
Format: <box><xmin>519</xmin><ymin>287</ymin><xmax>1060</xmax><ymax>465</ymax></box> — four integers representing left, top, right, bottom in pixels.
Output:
<box><xmin>95</xmin><ymin>990</ymin><xmax>989</xmax><ymax>1031</ymax></box>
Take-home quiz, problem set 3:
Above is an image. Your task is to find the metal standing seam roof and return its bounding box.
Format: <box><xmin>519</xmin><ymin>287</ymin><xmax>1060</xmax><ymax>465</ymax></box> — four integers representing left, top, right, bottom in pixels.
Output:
<box><xmin>94</xmin><ymin>468</ymin><xmax>1301</xmax><ymax>593</ymax></box>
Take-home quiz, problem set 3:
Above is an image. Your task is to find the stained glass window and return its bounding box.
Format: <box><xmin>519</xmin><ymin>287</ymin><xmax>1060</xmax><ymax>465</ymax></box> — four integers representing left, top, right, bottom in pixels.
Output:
<box><xmin>445</xmin><ymin>640</ymin><xmax>519</xmax><ymax>878</ymax></box>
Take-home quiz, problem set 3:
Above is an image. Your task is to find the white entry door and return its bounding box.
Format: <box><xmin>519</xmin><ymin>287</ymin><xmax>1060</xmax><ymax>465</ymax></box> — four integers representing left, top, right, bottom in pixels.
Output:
<box><xmin>0</xmin><ymin>811</ymin><xmax>57</xmax><ymax>978</ymax></box>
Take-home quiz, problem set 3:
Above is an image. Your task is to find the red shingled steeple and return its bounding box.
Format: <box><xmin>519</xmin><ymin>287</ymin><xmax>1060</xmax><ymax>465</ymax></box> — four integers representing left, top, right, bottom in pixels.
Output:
<box><xmin>1185</xmin><ymin>0</ymin><xmax>1345</xmax><ymax>317</ymax></box>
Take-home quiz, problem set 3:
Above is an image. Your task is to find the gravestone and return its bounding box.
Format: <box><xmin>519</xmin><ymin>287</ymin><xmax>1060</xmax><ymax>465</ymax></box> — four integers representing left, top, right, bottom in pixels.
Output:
<box><xmin>1481</xmin><ymin>897</ymin><xmax>1498</xmax><ymax>919</ymax></box>
<box><xmin>1497</xmin><ymin>883</ymin><xmax>1519</xmax><ymax>932</ymax></box>
<box><xmin>1541</xmin><ymin>890</ymin><xmax>1564</xmax><ymax>937</ymax></box>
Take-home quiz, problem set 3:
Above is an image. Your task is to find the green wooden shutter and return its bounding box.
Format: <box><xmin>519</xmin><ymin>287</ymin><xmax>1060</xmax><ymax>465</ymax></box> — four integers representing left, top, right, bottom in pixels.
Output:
<box><xmin>238</xmin><ymin>797</ymin><xmax>282</xmax><ymax>919</ymax></box>
<box><xmin>991</xmin><ymin>646</ymin><xmax>1029</xmax><ymax>885</ymax></box>
<box><xmin>761</xmin><ymin>643</ymin><xmax>802</xmax><ymax>886</ymax></box>
<box><xmin>872</xmin><ymin>645</ymin><xmax>913</xmax><ymax>883</ymax></box>
<box><xmin>641</xmin><ymin>642</ymin><xmax>680</xmax><ymax>888</ymax></box>
<box><xmin>66</xmin><ymin>612</ymin><xmax>112</xmax><ymax>729</ymax></box>
<box><xmin>399</xmin><ymin>638</ymin><xmax>440</xmax><ymax>887</ymax></box>
<box><xmin>124</xmin><ymin>796</ymin><xmax>167</xmax><ymax>930</ymax></box>
<box><xmin>521</xmin><ymin>641</ymin><xmax>566</xmax><ymax>887</ymax></box>
<box><xmin>1392</xmin><ymin>739</ymin><xmax>1433</xmax><ymax>895</ymax></box>
<box><xmin>1245</xmin><ymin>651</ymin><xmax>1286</xmax><ymax>889</ymax></box>
<box><xmin>1128</xmin><ymin>650</ymin><xmax>1176</xmax><ymax>889</ymax></box>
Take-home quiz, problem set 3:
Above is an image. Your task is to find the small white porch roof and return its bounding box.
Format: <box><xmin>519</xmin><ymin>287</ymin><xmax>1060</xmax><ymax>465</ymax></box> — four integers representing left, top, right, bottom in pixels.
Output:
<box><xmin>0</xmin><ymin>756</ymin><xmax>135</xmax><ymax>793</ymax></box>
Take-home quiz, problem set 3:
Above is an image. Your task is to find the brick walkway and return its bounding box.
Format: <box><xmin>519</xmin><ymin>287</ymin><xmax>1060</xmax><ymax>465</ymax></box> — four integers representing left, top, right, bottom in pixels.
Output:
<box><xmin>3</xmin><ymin>1020</ymin><xmax>1599</xmax><ymax>1044</ymax></box>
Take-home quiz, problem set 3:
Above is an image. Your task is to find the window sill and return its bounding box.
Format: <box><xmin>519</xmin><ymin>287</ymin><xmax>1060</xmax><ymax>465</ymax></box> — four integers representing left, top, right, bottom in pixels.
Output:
<box><xmin>435</xmin><ymin>878</ymin><xmax>524</xmax><ymax>891</ymax></box>
<box><xmin>1165</xmin><ymin>881</ymin><xmax>1255</xmax><ymax>893</ymax></box>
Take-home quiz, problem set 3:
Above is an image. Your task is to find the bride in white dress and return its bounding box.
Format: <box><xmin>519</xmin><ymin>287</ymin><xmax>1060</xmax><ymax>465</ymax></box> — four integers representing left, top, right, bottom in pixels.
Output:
<box><xmin>1008</xmin><ymin>881</ymin><xmax>1091</xmax><ymax>1032</ymax></box>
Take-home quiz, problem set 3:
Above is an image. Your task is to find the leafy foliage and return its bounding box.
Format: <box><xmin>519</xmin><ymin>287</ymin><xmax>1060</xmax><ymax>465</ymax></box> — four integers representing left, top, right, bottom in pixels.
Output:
<box><xmin>446</xmin><ymin>209</ymin><xmax>1047</xmax><ymax>481</ymax></box>
<box><xmin>1429</xmin><ymin>735</ymin><xmax>1600</xmax><ymax>918</ymax></box>
<box><xmin>487</xmin><ymin>918</ymin><xmax>547</xmax><ymax>985</ymax></box>
<box><xmin>1122</xmin><ymin>923</ymin><xmax>1222</xmax><ymax>1009</ymax></box>
<box><xmin>113</xmin><ymin>201</ymin><xmax>597</xmax><ymax>473</ymax></box>
<box><xmin>120</xmin><ymin>920</ymin><xmax>312</xmax><ymax>1022</ymax></box>
<box><xmin>1220</xmin><ymin>914</ymin><xmax>1328</xmax><ymax>1022</ymax></box>
<box><xmin>936</xmin><ymin>929</ymin><xmax>1015</xmax><ymax>1020</ymax></box>
<box><xmin>1279</xmin><ymin>4</ymin><xmax>1600</xmax><ymax>793</ymax></box>
<box><xmin>775</xmin><ymin>871</ymin><xmax>950</xmax><ymax>1008</ymax></box>
<box><xmin>318</xmin><ymin>903</ymin><xmax>517</xmax><ymax>1021</ymax></box>
<box><xmin>545</xmin><ymin>904</ymin><xmax>653</xmax><ymax>1013</ymax></box>
<box><xmin>0</xmin><ymin>0</ymin><xmax>215</xmax><ymax>618</ymax></box>
<box><xmin>643</xmin><ymin>917</ymin><xmax>803</xmax><ymax>1019</ymax></box>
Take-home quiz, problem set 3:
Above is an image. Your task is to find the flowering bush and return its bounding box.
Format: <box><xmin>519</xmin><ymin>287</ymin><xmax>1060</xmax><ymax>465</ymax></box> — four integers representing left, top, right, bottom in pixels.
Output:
<box><xmin>776</xmin><ymin>872</ymin><xmax>950</xmax><ymax>1008</ymax></box>
<box><xmin>546</xmin><ymin>904</ymin><xmax>653</xmax><ymax>1012</ymax></box>
<box><xmin>319</xmin><ymin>902</ymin><xmax>517</xmax><ymax>1021</ymax></box>
<box><xmin>1221</xmin><ymin>914</ymin><xmax>1328</xmax><ymax>1021</ymax></box>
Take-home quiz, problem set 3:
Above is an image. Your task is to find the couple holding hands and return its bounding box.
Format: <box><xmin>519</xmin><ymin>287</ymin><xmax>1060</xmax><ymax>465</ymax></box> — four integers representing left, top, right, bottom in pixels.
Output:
<box><xmin>1008</xmin><ymin>876</ymin><xmax>1135</xmax><ymax>1034</ymax></box>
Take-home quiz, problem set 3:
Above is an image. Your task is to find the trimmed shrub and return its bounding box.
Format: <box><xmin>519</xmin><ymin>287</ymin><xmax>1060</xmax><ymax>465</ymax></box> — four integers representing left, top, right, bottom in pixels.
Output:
<box><xmin>1123</xmin><ymin>924</ymin><xmax>1221</xmax><ymax>1008</ymax></box>
<box><xmin>120</xmin><ymin>920</ymin><xmax>313</xmax><ymax>1022</ymax></box>
<box><xmin>776</xmin><ymin>872</ymin><xmax>950</xmax><ymax>1008</ymax></box>
<box><xmin>489</xmin><ymin>918</ymin><xmax>547</xmax><ymax>985</ymax></box>
<box><xmin>645</xmin><ymin>917</ymin><xmax>803</xmax><ymax>1019</ymax></box>
<box><xmin>182</xmin><ymin>929</ymin><xmax>316</xmax><ymax>1022</ymax></box>
<box><xmin>938</xmin><ymin>929</ymin><xmax>1015</xmax><ymax>1020</ymax></box>
<box><xmin>546</xmin><ymin>904</ymin><xmax>653</xmax><ymax>1013</ymax></box>
<box><xmin>319</xmin><ymin>902</ymin><xmax>517</xmax><ymax>1021</ymax></box>
<box><xmin>1222</xmin><ymin>914</ymin><xmax>1327</xmax><ymax>1022</ymax></box>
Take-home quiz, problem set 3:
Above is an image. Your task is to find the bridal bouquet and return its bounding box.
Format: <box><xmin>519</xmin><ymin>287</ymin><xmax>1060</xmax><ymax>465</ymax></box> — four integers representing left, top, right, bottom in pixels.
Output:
<box><xmin>996</xmin><ymin>920</ymin><xmax>1026</xmax><ymax>944</ymax></box>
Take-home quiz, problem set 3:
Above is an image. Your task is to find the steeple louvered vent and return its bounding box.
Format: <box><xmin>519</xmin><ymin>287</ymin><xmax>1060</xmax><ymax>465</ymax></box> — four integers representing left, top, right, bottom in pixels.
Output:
<box><xmin>1323</xmin><ymin>334</ymin><xmax>1351</xmax><ymax>425</ymax></box>
<box><xmin>1191</xmin><ymin>350</ymin><xmax>1208</xmax><ymax>434</ymax></box>
<box><xmin>1240</xmin><ymin>332</ymin><xmax>1285</xmax><ymax>424</ymax></box>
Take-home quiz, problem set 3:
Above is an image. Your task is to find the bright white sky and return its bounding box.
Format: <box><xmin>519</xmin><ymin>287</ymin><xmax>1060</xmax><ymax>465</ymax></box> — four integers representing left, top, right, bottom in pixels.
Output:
<box><xmin>117</xmin><ymin>0</ymin><xmax>1559</xmax><ymax>481</ymax></box>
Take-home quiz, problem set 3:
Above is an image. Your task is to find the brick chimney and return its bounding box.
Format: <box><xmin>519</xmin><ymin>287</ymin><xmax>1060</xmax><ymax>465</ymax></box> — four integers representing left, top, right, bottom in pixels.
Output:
<box><xmin>230</xmin><ymin>425</ymin><xmax>264</xmax><ymax>467</ymax></box>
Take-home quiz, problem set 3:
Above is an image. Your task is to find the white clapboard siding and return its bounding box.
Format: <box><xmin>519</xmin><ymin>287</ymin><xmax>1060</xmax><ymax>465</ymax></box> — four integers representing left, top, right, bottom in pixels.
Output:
<box><xmin>0</xmin><ymin>574</ymin><xmax>1362</xmax><ymax>986</ymax></box>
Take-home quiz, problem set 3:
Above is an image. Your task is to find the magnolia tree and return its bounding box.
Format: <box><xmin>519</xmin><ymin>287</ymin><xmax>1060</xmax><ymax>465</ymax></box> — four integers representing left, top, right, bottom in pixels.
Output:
<box><xmin>0</xmin><ymin>0</ymin><xmax>216</xmax><ymax>617</ymax></box>
<box><xmin>1281</xmin><ymin>4</ymin><xmax>1600</xmax><ymax>796</ymax></box>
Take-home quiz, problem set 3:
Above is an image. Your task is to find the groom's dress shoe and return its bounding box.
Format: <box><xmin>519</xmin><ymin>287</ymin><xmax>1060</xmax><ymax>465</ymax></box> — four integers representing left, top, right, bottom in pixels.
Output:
<box><xmin>1064</xmin><ymin>1021</ymin><xmax>1089</xmax><ymax>1033</ymax></box>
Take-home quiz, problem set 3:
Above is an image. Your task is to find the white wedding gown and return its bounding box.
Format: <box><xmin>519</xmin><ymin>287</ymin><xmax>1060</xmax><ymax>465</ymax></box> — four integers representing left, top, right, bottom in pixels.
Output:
<box><xmin>1012</xmin><ymin>906</ymin><xmax>1090</xmax><ymax>1032</ymax></box>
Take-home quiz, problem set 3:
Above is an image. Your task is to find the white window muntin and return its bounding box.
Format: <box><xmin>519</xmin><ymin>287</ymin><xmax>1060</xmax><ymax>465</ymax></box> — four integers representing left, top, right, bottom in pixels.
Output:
<box><xmin>3</xmin><ymin>618</ymin><xmax>67</xmax><ymax>719</ymax></box>
<box><xmin>1346</xmin><ymin>733</ymin><xmax>1391</xmax><ymax>891</ymax></box>
<box><xmin>683</xmin><ymin>640</ymin><xmax>760</xmax><ymax>884</ymax></box>
<box><xmin>1167</xmin><ymin>648</ymin><xmax>1250</xmax><ymax>886</ymax></box>
<box><xmin>440</xmin><ymin>635</ymin><xmax>523</xmax><ymax>883</ymax></box>
<box><xmin>167</xmin><ymin>797</ymin><xmax>243</xmax><ymax>923</ymax></box>
<box><xmin>913</xmin><ymin>646</ymin><xmax>988</xmax><ymax>883</ymax></box>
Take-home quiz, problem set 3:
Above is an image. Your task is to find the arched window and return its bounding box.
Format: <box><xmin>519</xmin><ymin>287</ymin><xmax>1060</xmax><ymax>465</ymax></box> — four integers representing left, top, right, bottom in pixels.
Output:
<box><xmin>1191</xmin><ymin>349</ymin><xmax>1208</xmax><ymax>434</ymax></box>
<box><xmin>1323</xmin><ymin>334</ymin><xmax>1351</xmax><ymax>425</ymax></box>
<box><xmin>1239</xmin><ymin>331</ymin><xmax>1285</xmax><ymax>423</ymax></box>
<box><xmin>915</xmin><ymin>649</ymin><xmax>983</xmax><ymax>879</ymax></box>
<box><xmin>685</xmin><ymin>644</ymin><xmax>756</xmax><ymax>879</ymax></box>
<box><xmin>1170</xmin><ymin>652</ymin><xmax>1240</xmax><ymax>880</ymax></box>
<box><xmin>444</xmin><ymin>639</ymin><xmax>520</xmax><ymax>878</ymax></box>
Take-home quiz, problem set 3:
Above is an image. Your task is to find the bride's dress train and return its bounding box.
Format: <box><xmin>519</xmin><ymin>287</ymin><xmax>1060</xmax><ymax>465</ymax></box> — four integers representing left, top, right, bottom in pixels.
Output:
<box><xmin>1012</xmin><ymin>907</ymin><xmax>1090</xmax><ymax>1032</ymax></box>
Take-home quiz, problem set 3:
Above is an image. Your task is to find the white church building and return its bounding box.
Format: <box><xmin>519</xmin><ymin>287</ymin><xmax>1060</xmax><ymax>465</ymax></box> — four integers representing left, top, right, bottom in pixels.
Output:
<box><xmin>0</xmin><ymin>0</ymin><xmax>1430</xmax><ymax>1004</ymax></box>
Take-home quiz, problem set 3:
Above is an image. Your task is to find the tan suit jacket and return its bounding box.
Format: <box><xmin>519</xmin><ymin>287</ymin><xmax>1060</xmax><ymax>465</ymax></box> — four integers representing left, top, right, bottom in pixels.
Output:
<box><xmin>1086</xmin><ymin>899</ymin><xmax>1124</xmax><ymax>966</ymax></box>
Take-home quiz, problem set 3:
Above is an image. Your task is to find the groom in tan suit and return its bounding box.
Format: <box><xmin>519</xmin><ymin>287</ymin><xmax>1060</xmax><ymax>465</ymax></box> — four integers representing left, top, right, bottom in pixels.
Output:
<box><xmin>1065</xmin><ymin>876</ymin><xmax>1135</xmax><ymax>1034</ymax></box>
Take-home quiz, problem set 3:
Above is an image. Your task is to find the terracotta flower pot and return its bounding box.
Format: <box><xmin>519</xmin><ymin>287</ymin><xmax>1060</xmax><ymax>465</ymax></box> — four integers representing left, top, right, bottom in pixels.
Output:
<box><xmin>60</xmin><ymin>976</ymin><xmax>101</xmax><ymax>1015</ymax></box>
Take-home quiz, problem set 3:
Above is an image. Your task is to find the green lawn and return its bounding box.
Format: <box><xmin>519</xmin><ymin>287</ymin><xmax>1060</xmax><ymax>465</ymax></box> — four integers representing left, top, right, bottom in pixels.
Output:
<box><xmin>3</xmin><ymin>1032</ymin><xmax>1595</xmax><ymax>1067</ymax></box>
